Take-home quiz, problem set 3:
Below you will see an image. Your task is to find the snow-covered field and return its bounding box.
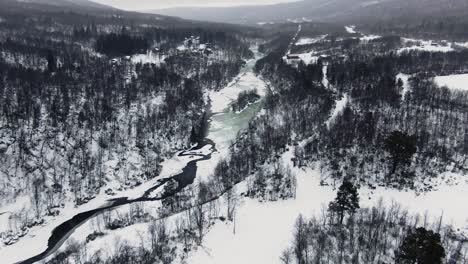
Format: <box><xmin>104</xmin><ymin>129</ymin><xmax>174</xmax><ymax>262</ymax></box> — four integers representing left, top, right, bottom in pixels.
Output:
<box><xmin>434</xmin><ymin>73</ymin><xmax>468</xmax><ymax>91</ymax></box>
<box><xmin>185</xmin><ymin>148</ymin><xmax>468</xmax><ymax>264</ymax></box>
<box><xmin>295</xmin><ymin>35</ymin><xmax>327</xmax><ymax>46</ymax></box>
<box><xmin>398</xmin><ymin>38</ymin><xmax>455</xmax><ymax>54</ymax></box>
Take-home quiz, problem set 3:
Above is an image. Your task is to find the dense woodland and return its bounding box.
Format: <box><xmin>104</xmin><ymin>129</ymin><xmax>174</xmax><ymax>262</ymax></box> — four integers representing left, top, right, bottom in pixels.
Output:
<box><xmin>1</xmin><ymin>1</ymin><xmax>468</xmax><ymax>263</ymax></box>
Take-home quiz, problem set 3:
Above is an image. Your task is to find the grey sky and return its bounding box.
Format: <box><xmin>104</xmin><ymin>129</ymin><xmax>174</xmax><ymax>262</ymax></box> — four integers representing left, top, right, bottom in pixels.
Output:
<box><xmin>92</xmin><ymin>0</ymin><xmax>300</xmax><ymax>10</ymax></box>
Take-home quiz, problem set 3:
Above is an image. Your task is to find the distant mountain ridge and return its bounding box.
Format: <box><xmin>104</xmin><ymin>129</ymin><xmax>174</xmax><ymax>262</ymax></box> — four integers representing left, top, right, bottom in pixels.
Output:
<box><xmin>11</xmin><ymin>0</ymin><xmax>114</xmax><ymax>10</ymax></box>
<box><xmin>151</xmin><ymin>0</ymin><xmax>468</xmax><ymax>25</ymax></box>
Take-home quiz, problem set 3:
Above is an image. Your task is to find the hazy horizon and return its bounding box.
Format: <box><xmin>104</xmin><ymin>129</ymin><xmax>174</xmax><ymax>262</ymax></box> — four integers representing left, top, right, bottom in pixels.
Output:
<box><xmin>91</xmin><ymin>0</ymin><xmax>301</xmax><ymax>10</ymax></box>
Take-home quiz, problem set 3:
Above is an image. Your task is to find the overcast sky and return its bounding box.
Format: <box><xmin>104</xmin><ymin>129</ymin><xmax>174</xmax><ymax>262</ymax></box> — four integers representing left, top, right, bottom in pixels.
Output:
<box><xmin>92</xmin><ymin>0</ymin><xmax>300</xmax><ymax>10</ymax></box>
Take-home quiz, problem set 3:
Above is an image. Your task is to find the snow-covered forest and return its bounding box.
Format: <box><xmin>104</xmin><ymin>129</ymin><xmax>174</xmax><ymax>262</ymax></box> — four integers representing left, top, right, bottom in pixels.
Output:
<box><xmin>1</xmin><ymin>0</ymin><xmax>468</xmax><ymax>263</ymax></box>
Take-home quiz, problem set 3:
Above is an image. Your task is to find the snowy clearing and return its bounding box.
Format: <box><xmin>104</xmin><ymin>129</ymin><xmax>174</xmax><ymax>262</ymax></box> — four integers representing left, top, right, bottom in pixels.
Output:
<box><xmin>398</xmin><ymin>37</ymin><xmax>455</xmax><ymax>54</ymax></box>
<box><xmin>295</xmin><ymin>35</ymin><xmax>327</xmax><ymax>46</ymax></box>
<box><xmin>360</xmin><ymin>34</ymin><xmax>381</xmax><ymax>42</ymax></box>
<box><xmin>131</xmin><ymin>51</ymin><xmax>166</xmax><ymax>65</ymax></box>
<box><xmin>398</xmin><ymin>45</ymin><xmax>454</xmax><ymax>54</ymax></box>
<box><xmin>434</xmin><ymin>73</ymin><xmax>468</xmax><ymax>91</ymax></box>
<box><xmin>326</xmin><ymin>94</ymin><xmax>348</xmax><ymax>129</ymax></box>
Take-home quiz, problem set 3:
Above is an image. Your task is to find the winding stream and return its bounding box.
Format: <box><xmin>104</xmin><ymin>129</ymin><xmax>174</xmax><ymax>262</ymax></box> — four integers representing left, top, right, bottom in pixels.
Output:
<box><xmin>16</xmin><ymin>47</ymin><xmax>267</xmax><ymax>264</ymax></box>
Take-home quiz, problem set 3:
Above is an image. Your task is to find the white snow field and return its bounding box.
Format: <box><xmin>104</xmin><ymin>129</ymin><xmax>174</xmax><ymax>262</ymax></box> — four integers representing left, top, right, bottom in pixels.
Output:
<box><xmin>398</xmin><ymin>38</ymin><xmax>455</xmax><ymax>54</ymax></box>
<box><xmin>434</xmin><ymin>73</ymin><xmax>468</xmax><ymax>91</ymax></box>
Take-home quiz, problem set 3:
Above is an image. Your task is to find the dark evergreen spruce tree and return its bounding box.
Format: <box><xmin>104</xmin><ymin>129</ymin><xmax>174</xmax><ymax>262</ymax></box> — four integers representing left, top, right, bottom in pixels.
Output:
<box><xmin>384</xmin><ymin>131</ymin><xmax>417</xmax><ymax>176</ymax></box>
<box><xmin>328</xmin><ymin>180</ymin><xmax>360</xmax><ymax>224</ymax></box>
<box><xmin>396</xmin><ymin>227</ymin><xmax>445</xmax><ymax>264</ymax></box>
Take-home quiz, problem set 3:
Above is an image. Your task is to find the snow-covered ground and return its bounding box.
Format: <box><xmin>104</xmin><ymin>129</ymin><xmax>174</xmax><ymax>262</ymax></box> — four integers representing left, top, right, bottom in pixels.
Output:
<box><xmin>434</xmin><ymin>73</ymin><xmax>468</xmax><ymax>91</ymax></box>
<box><xmin>131</xmin><ymin>51</ymin><xmax>166</xmax><ymax>65</ymax></box>
<box><xmin>326</xmin><ymin>94</ymin><xmax>348</xmax><ymax>129</ymax></box>
<box><xmin>398</xmin><ymin>38</ymin><xmax>455</xmax><ymax>54</ymax></box>
<box><xmin>185</xmin><ymin>147</ymin><xmax>468</xmax><ymax>264</ymax></box>
<box><xmin>0</xmin><ymin>147</ymin><xmax>204</xmax><ymax>263</ymax></box>
<box><xmin>45</xmin><ymin>144</ymin><xmax>468</xmax><ymax>264</ymax></box>
<box><xmin>19</xmin><ymin>42</ymin><xmax>468</xmax><ymax>264</ymax></box>
<box><xmin>286</xmin><ymin>25</ymin><xmax>302</xmax><ymax>55</ymax></box>
<box><xmin>322</xmin><ymin>64</ymin><xmax>329</xmax><ymax>88</ymax></box>
<box><xmin>37</xmin><ymin>46</ymin><xmax>270</xmax><ymax>264</ymax></box>
<box><xmin>360</xmin><ymin>34</ymin><xmax>381</xmax><ymax>42</ymax></box>
<box><xmin>295</xmin><ymin>35</ymin><xmax>328</xmax><ymax>46</ymax></box>
<box><xmin>398</xmin><ymin>45</ymin><xmax>454</xmax><ymax>54</ymax></box>
<box><xmin>287</xmin><ymin>17</ymin><xmax>313</xmax><ymax>23</ymax></box>
<box><xmin>257</xmin><ymin>22</ymin><xmax>275</xmax><ymax>25</ymax></box>
<box><xmin>455</xmin><ymin>42</ymin><xmax>468</xmax><ymax>49</ymax></box>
